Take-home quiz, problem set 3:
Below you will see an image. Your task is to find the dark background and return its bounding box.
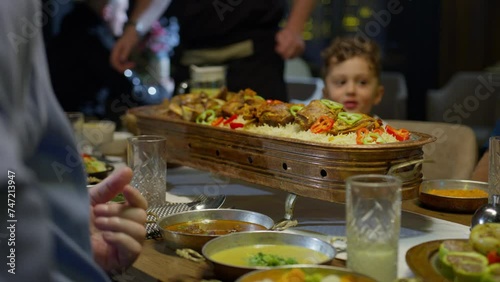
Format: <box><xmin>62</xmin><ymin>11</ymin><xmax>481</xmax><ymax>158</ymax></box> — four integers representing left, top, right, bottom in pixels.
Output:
<box><xmin>42</xmin><ymin>0</ymin><xmax>500</xmax><ymax>121</ymax></box>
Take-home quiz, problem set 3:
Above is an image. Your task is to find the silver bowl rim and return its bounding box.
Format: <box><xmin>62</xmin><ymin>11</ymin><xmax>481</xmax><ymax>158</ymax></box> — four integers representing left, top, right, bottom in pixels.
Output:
<box><xmin>156</xmin><ymin>208</ymin><xmax>275</xmax><ymax>238</ymax></box>
<box><xmin>201</xmin><ymin>230</ymin><xmax>336</xmax><ymax>270</ymax></box>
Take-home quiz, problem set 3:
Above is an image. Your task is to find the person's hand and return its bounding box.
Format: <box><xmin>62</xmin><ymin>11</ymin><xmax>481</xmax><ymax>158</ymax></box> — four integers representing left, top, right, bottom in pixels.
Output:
<box><xmin>88</xmin><ymin>167</ymin><xmax>147</xmax><ymax>273</ymax></box>
<box><xmin>110</xmin><ymin>26</ymin><xmax>141</xmax><ymax>73</ymax></box>
<box><xmin>275</xmin><ymin>28</ymin><xmax>305</xmax><ymax>59</ymax></box>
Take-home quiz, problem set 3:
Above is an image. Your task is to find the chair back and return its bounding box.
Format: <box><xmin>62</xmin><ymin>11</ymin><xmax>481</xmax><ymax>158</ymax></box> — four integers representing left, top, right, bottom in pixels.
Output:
<box><xmin>286</xmin><ymin>76</ymin><xmax>324</xmax><ymax>104</ymax></box>
<box><xmin>426</xmin><ymin>71</ymin><xmax>500</xmax><ymax>150</ymax></box>
<box><xmin>385</xmin><ymin>119</ymin><xmax>478</xmax><ymax>180</ymax></box>
<box><xmin>372</xmin><ymin>72</ymin><xmax>408</xmax><ymax>119</ymax></box>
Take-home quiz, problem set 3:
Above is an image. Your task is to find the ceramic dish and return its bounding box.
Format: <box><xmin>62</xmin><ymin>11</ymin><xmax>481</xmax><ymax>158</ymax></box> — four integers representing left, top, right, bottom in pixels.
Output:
<box><xmin>419</xmin><ymin>179</ymin><xmax>489</xmax><ymax>213</ymax></box>
<box><xmin>236</xmin><ymin>265</ymin><xmax>376</xmax><ymax>282</ymax></box>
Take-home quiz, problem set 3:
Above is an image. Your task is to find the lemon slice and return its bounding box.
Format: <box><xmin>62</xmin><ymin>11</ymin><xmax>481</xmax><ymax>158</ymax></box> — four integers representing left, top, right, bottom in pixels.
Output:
<box><xmin>470</xmin><ymin>223</ymin><xmax>500</xmax><ymax>255</ymax></box>
<box><xmin>439</xmin><ymin>240</ymin><xmax>475</xmax><ymax>261</ymax></box>
<box><xmin>439</xmin><ymin>251</ymin><xmax>488</xmax><ymax>281</ymax></box>
<box><xmin>481</xmin><ymin>263</ymin><xmax>500</xmax><ymax>282</ymax></box>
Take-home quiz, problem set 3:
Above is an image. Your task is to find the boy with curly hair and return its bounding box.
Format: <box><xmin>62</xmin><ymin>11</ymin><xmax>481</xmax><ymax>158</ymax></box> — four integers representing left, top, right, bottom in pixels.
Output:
<box><xmin>321</xmin><ymin>36</ymin><xmax>384</xmax><ymax>115</ymax></box>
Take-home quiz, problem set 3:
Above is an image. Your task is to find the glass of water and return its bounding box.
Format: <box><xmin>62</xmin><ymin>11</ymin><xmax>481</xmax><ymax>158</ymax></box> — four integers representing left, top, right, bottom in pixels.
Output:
<box><xmin>127</xmin><ymin>135</ymin><xmax>167</xmax><ymax>207</ymax></box>
<box><xmin>345</xmin><ymin>174</ymin><xmax>402</xmax><ymax>282</ymax></box>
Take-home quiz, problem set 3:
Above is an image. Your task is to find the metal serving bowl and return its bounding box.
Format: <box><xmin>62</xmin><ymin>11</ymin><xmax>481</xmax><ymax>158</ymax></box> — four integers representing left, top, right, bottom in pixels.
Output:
<box><xmin>236</xmin><ymin>265</ymin><xmax>377</xmax><ymax>282</ymax></box>
<box><xmin>156</xmin><ymin>209</ymin><xmax>274</xmax><ymax>251</ymax></box>
<box><xmin>419</xmin><ymin>179</ymin><xmax>489</xmax><ymax>213</ymax></box>
<box><xmin>202</xmin><ymin>231</ymin><xmax>336</xmax><ymax>281</ymax></box>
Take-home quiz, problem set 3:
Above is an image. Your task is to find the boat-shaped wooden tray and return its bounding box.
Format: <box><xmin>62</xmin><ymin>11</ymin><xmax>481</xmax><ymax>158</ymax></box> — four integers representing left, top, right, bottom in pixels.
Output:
<box><xmin>129</xmin><ymin>106</ymin><xmax>436</xmax><ymax>202</ymax></box>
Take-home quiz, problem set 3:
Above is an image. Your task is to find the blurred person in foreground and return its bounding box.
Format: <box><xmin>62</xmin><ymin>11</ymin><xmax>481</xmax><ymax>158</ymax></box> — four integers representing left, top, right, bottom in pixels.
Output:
<box><xmin>0</xmin><ymin>1</ymin><xmax>147</xmax><ymax>281</ymax></box>
<box><xmin>111</xmin><ymin>0</ymin><xmax>317</xmax><ymax>101</ymax></box>
<box><xmin>47</xmin><ymin>0</ymin><xmax>135</xmax><ymax>125</ymax></box>
<box><xmin>321</xmin><ymin>36</ymin><xmax>384</xmax><ymax>115</ymax></box>
<box><xmin>472</xmin><ymin>119</ymin><xmax>500</xmax><ymax>182</ymax></box>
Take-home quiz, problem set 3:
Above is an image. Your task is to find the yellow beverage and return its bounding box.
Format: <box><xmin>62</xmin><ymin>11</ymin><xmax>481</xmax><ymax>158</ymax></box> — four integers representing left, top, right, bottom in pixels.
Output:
<box><xmin>347</xmin><ymin>244</ymin><xmax>398</xmax><ymax>282</ymax></box>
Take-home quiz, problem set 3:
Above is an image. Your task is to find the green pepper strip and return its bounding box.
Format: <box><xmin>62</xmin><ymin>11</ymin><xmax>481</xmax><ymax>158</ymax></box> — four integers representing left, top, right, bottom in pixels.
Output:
<box><xmin>337</xmin><ymin>112</ymin><xmax>363</xmax><ymax>125</ymax></box>
<box><xmin>363</xmin><ymin>132</ymin><xmax>386</xmax><ymax>144</ymax></box>
<box><xmin>320</xmin><ymin>99</ymin><xmax>344</xmax><ymax>110</ymax></box>
<box><xmin>195</xmin><ymin>109</ymin><xmax>216</xmax><ymax>125</ymax></box>
<box><xmin>289</xmin><ymin>105</ymin><xmax>303</xmax><ymax>117</ymax></box>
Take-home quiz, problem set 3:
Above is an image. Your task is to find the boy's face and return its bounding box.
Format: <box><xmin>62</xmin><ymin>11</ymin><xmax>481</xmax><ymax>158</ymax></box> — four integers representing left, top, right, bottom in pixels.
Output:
<box><xmin>323</xmin><ymin>56</ymin><xmax>384</xmax><ymax>115</ymax></box>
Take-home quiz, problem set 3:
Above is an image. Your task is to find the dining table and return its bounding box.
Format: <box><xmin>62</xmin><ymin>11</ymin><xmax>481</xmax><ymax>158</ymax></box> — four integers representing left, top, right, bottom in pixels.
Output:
<box><xmin>112</xmin><ymin>164</ymin><xmax>473</xmax><ymax>282</ymax></box>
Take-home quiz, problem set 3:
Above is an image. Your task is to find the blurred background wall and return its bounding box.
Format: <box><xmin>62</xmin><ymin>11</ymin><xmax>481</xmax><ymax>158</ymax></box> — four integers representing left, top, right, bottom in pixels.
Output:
<box><xmin>41</xmin><ymin>0</ymin><xmax>500</xmax><ymax>122</ymax></box>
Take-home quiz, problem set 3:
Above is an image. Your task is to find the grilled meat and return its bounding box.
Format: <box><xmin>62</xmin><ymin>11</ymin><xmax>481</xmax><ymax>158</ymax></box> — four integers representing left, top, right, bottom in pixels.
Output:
<box><xmin>295</xmin><ymin>100</ymin><xmax>343</xmax><ymax>130</ymax></box>
<box><xmin>256</xmin><ymin>102</ymin><xmax>295</xmax><ymax>127</ymax></box>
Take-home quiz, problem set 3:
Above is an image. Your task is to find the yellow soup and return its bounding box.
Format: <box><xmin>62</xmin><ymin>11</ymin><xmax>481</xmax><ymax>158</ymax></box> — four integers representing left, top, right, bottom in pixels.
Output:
<box><xmin>209</xmin><ymin>244</ymin><xmax>329</xmax><ymax>267</ymax></box>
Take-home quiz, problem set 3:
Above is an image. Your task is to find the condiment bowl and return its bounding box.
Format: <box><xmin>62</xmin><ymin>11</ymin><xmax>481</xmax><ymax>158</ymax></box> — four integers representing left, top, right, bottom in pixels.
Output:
<box><xmin>201</xmin><ymin>231</ymin><xmax>336</xmax><ymax>281</ymax></box>
<box><xmin>236</xmin><ymin>265</ymin><xmax>376</xmax><ymax>282</ymax></box>
<box><xmin>156</xmin><ymin>209</ymin><xmax>274</xmax><ymax>251</ymax></box>
<box><xmin>419</xmin><ymin>179</ymin><xmax>489</xmax><ymax>213</ymax></box>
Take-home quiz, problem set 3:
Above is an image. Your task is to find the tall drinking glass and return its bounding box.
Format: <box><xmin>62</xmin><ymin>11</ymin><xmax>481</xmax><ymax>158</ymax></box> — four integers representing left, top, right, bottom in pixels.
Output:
<box><xmin>346</xmin><ymin>174</ymin><xmax>402</xmax><ymax>282</ymax></box>
<box><xmin>127</xmin><ymin>135</ymin><xmax>167</xmax><ymax>207</ymax></box>
<box><xmin>490</xmin><ymin>136</ymin><xmax>500</xmax><ymax>202</ymax></box>
<box><xmin>66</xmin><ymin>112</ymin><xmax>87</xmax><ymax>153</ymax></box>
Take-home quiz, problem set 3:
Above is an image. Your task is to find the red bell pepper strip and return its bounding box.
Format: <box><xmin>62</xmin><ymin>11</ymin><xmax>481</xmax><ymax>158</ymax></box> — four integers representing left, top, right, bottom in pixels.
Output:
<box><xmin>229</xmin><ymin>122</ymin><xmax>244</xmax><ymax>129</ymax></box>
<box><xmin>223</xmin><ymin>114</ymin><xmax>238</xmax><ymax>125</ymax></box>
<box><xmin>487</xmin><ymin>250</ymin><xmax>500</xmax><ymax>264</ymax></box>
<box><xmin>385</xmin><ymin>125</ymin><xmax>410</xmax><ymax>141</ymax></box>
<box><xmin>211</xmin><ymin>116</ymin><xmax>224</xmax><ymax>126</ymax></box>
<box><xmin>356</xmin><ymin>128</ymin><xmax>369</xmax><ymax>144</ymax></box>
<box><xmin>310</xmin><ymin>116</ymin><xmax>334</xmax><ymax>134</ymax></box>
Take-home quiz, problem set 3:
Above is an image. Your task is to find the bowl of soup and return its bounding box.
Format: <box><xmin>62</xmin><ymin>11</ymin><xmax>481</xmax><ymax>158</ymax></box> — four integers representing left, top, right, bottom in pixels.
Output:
<box><xmin>157</xmin><ymin>209</ymin><xmax>274</xmax><ymax>251</ymax></box>
<box><xmin>202</xmin><ymin>231</ymin><xmax>336</xmax><ymax>281</ymax></box>
<box><xmin>419</xmin><ymin>179</ymin><xmax>489</xmax><ymax>213</ymax></box>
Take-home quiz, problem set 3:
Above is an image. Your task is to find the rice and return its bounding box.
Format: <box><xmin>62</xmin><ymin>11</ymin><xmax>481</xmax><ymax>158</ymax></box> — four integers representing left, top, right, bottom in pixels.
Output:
<box><xmin>243</xmin><ymin>123</ymin><xmax>399</xmax><ymax>145</ymax></box>
<box><xmin>212</xmin><ymin>115</ymin><xmax>400</xmax><ymax>145</ymax></box>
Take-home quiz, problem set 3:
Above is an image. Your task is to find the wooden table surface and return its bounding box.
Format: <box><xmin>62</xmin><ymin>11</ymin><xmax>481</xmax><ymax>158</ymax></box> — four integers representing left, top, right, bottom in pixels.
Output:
<box><xmin>127</xmin><ymin>194</ymin><xmax>474</xmax><ymax>282</ymax></box>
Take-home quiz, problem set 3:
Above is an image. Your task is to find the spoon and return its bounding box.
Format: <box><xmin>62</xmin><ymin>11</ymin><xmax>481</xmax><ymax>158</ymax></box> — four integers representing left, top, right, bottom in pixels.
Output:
<box><xmin>471</xmin><ymin>194</ymin><xmax>500</xmax><ymax>229</ymax></box>
<box><xmin>188</xmin><ymin>194</ymin><xmax>226</xmax><ymax>210</ymax></box>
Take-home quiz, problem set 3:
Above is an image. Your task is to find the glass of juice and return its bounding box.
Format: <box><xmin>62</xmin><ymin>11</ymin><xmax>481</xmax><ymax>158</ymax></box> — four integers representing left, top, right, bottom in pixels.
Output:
<box><xmin>345</xmin><ymin>174</ymin><xmax>402</xmax><ymax>282</ymax></box>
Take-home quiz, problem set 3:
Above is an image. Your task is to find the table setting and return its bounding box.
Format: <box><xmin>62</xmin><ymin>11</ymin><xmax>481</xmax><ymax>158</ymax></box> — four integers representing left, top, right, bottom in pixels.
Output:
<box><xmin>68</xmin><ymin>90</ymin><xmax>500</xmax><ymax>281</ymax></box>
<box><xmin>128</xmin><ymin>165</ymin><xmax>472</xmax><ymax>281</ymax></box>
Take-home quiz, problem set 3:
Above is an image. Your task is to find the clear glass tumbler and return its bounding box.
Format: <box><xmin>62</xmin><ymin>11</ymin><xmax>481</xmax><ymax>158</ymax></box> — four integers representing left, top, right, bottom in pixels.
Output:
<box><xmin>490</xmin><ymin>136</ymin><xmax>500</xmax><ymax>202</ymax></box>
<box><xmin>346</xmin><ymin>174</ymin><xmax>402</xmax><ymax>282</ymax></box>
<box><xmin>65</xmin><ymin>112</ymin><xmax>88</xmax><ymax>153</ymax></box>
<box><xmin>127</xmin><ymin>135</ymin><xmax>167</xmax><ymax>207</ymax></box>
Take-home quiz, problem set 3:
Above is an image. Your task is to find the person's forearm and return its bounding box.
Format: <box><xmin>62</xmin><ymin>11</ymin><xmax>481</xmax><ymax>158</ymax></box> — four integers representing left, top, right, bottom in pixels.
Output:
<box><xmin>129</xmin><ymin>0</ymin><xmax>172</xmax><ymax>35</ymax></box>
<box><xmin>285</xmin><ymin>0</ymin><xmax>317</xmax><ymax>33</ymax></box>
